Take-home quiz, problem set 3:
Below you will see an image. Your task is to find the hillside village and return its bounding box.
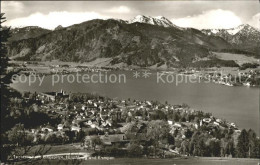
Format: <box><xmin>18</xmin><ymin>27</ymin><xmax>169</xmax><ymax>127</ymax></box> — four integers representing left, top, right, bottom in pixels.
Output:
<box><xmin>3</xmin><ymin>90</ymin><xmax>259</xmax><ymax>160</ymax></box>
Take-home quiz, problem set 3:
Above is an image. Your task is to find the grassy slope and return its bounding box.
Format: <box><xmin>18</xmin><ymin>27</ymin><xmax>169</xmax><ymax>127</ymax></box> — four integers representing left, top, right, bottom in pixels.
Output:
<box><xmin>213</xmin><ymin>52</ymin><xmax>259</xmax><ymax>66</ymax></box>
<box><xmin>15</xmin><ymin>157</ymin><xmax>260</xmax><ymax>165</ymax></box>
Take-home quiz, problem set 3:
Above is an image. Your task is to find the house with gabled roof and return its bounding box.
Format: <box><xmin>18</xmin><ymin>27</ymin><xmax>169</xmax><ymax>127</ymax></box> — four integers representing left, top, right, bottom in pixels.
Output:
<box><xmin>100</xmin><ymin>133</ymin><xmax>129</xmax><ymax>146</ymax></box>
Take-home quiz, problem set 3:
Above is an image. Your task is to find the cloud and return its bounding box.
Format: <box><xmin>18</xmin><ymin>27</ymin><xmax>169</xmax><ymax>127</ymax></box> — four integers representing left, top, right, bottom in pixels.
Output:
<box><xmin>107</xmin><ymin>6</ymin><xmax>131</xmax><ymax>14</ymax></box>
<box><xmin>4</xmin><ymin>11</ymin><xmax>108</xmax><ymax>30</ymax></box>
<box><xmin>247</xmin><ymin>13</ymin><xmax>260</xmax><ymax>29</ymax></box>
<box><xmin>171</xmin><ymin>9</ymin><xmax>242</xmax><ymax>29</ymax></box>
<box><xmin>1</xmin><ymin>1</ymin><xmax>24</xmax><ymax>14</ymax></box>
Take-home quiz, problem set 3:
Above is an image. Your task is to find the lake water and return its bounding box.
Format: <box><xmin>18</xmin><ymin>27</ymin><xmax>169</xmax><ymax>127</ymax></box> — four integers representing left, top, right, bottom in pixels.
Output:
<box><xmin>11</xmin><ymin>71</ymin><xmax>259</xmax><ymax>133</ymax></box>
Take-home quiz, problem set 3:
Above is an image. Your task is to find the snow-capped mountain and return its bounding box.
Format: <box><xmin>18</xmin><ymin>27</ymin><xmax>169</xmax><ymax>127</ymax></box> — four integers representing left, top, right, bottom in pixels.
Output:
<box><xmin>226</xmin><ymin>24</ymin><xmax>247</xmax><ymax>35</ymax></box>
<box><xmin>128</xmin><ymin>15</ymin><xmax>177</xmax><ymax>28</ymax></box>
<box><xmin>7</xmin><ymin>16</ymin><xmax>259</xmax><ymax>65</ymax></box>
<box><xmin>202</xmin><ymin>24</ymin><xmax>260</xmax><ymax>54</ymax></box>
<box><xmin>8</xmin><ymin>18</ymin><xmax>233</xmax><ymax>67</ymax></box>
<box><xmin>202</xmin><ymin>24</ymin><xmax>259</xmax><ymax>36</ymax></box>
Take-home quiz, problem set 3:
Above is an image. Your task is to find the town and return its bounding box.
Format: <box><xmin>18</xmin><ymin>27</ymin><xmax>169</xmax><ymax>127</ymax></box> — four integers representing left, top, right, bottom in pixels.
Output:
<box><xmin>9</xmin><ymin>61</ymin><xmax>260</xmax><ymax>87</ymax></box>
<box><xmin>2</xmin><ymin>89</ymin><xmax>259</xmax><ymax>161</ymax></box>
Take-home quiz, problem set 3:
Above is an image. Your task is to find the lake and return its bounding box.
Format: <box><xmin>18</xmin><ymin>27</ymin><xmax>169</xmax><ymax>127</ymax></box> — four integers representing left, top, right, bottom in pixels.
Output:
<box><xmin>11</xmin><ymin>71</ymin><xmax>259</xmax><ymax>133</ymax></box>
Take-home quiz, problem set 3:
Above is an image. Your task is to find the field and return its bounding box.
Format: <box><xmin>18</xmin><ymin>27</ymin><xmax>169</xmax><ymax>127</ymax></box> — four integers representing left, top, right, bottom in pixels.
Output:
<box><xmin>213</xmin><ymin>52</ymin><xmax>259</xmax><ymax>66</ymax></box>
<box><xmin>16</xmin><ymin>144</ymin><xmax>260</xmax><ymax>165</ymax></box>
<box><xmin>25</xmin><ymin>143</ymin><xmax>89</xmax><ymax>155</ymax></box>
<box><xmin>15</xmin><ymin>157</ymin><xmax>260</xmax><ymax>165</ymax></box>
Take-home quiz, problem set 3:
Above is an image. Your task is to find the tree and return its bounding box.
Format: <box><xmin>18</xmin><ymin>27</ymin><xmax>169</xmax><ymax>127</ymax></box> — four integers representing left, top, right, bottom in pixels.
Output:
<box><xmin>146</xmin><ymin>120</ymin><xmax>170</xmax><ymax>156</ymax></box>
<box><xmin>196</xmin><ymin>138</ymin><xmax>208</xmax><ymax>156</ymax></box>
<box><xmin>99</xmin><ymin>146</ymin><xmax>126</xmax><ymax>157</ymax></box>
<box><xmin>209</xmin><ymin>139</ymin><xmax>221</xmax><ymax>157</ymax></box>
<box><xmin>65</xmin><ymin>130</ymin><xmax>76</xmax><ymax>142</ymax></box>
<box><xmin>128</xmin><ymin>143</ymin><xmax>143</xmax><ymax>157</ymax></box>
<box><xmin>1</xmin><ymin>13</ymin><xmax>24</xmax><ymax>162</ymax></box>
<box><xmin>168</xmin><ymin>134</ymin><xmax>175</xmax><ymax>145</ymax></box>
<box><xmin>0</xmin><ymin>13</ymin><xmax>10</xmax><ymax>75</ymax></box>
<box><xmin>257</xmin><ymin>139</ymin><xmax>260</xmax><ymax>158</ymax></box>
<box><xmin>180</xmin><ymin>140</ymin><xmax>190</xmax><ymax>155</ymax></box>
<box><xmin>146</xmin><ymin>120</ymin><xmax>170</xmax><ymax>141</ymax></box>
<box><xmin>247</xmin><ymin>129</ymin><xmax>259</xmax><ymax>158</ymax></box>
<box><xmin>236</xmin><ymin>129</ymin><xmax>249</xmax><ymax>158</ymax></box>
<box><xmin>185</xmin><ymin>129</ymin><xmax>193</xmax><ymax>139</ymax></box>
<box><xmin>226</xmin><ymin>139</ymin><xmax>235</xmax><ymax>157</ymax></box>
<box><xmin>126</xmin><ymin>56</ymin><xmax>132</xmax><ymax>65</ymax></box>
<box><xmin>1</xmin><ymin>13</ymin><xmax>15</xmax><ymax>132</ymax></box>
<box><xmin>188</xmin><ymin>131</ymin><xmax>209</xmax><ymax>156</ymax></box>
<box><xmin>7</xmin><ymin>124</ymin><xmax>27</xmax><ymax>146</ymax></box>
<box><xmin>44</xmin><ymin>134</ymin><xmax>58</xmax><ymax>144</ymax></box>
<box><xmin>76</xmin><ymin>130</ymin><xmax>85</xmax><ymax>142</ymax></box>
<box><xmin>189</xmin><ymin>131</ymin><xmax>200</xmax><ymax>156</ymax></box>
<box><xmin>173</xmin><ymin>112</ymin><xmax>180</xmax><ymax>122</ymax></box>
<box><xmin>91</xmin><ymin>136</ymin><xmax>102</xmax><ymax>151</ymax></box>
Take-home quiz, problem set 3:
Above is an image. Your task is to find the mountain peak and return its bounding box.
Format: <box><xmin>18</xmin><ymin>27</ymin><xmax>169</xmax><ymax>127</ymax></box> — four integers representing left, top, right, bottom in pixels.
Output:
<box><xmin>154</xmin><ymin>16</ymin><xmax>168</xmax><ymax>20</ymax></box>
<box><xmin>227</xmin><ymin>24</ymin><xmax>258</xmax><ymax>35</ymax></box>
<box><xmin>54</xmin><ymin>25</ymin><xmax>63</xmax><ymax>30</ymax></box>
<box><xmin>134</xmin><ymin>15</ymin><xmax>147</xmax><ymax>19</ymax></box>
<box><xmin>238</xmin><ymin>24</ymin><xmax>251</xmax><ymax>28</ymax></box>
<box><xmin>202</xmin><ymin>24</ymin><xmax>259</xmax><ymax>36</ymax></box>
<box><xmin>129</xmin><ymin>15</ymin><xmax>175</xmax><ymax>28</ymax></box>
<box><xmin>238</xmin><ymin>24</ymin><xmax>259</xmax><ymax>31</ymax></box>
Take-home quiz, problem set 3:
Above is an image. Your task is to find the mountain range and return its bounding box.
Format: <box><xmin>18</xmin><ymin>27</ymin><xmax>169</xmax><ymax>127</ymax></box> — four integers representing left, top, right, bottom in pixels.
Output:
<box><xmin>6</xmin><ymin>15</ymin><xmax>260</xmax><ymax>68</ymax></box>
<box><xmin>201</xmin><ymin>24</ymin><xmax>260</xmax><ymax>56</ymax></box>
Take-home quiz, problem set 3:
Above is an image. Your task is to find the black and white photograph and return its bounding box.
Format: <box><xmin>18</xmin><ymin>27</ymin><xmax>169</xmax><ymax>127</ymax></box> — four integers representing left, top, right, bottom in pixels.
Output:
<box><xmin>1</xmin><ymin>0</ymin><xmax>260</xmax><ymax>164</ymax></box>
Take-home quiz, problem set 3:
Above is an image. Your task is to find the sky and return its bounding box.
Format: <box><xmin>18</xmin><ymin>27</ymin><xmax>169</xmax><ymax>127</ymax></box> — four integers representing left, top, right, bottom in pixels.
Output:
<box><xmin>1</xmin><ymin>1</ymin><xmax>260</xmax><ymax>30</ymax></box>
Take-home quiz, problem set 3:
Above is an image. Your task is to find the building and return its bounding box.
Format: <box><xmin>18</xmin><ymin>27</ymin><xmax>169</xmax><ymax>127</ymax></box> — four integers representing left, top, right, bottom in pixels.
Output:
<box><xmin>100</xmin><ymin>133</ymin><xmax>129</xmax><ymax>146</ymax></box>
<box><xmin>41</xmin><ymin>126</ymin><xmax>54</xmax><ymax>132</ymax></box>
<box><xmin>40</xmin><ymin>89</ymin><xmax>69</xmax><ymax>101</ymax></box>
<box><xmin>168</xmin><ymin>120</ymin><xmax>173</xmax><ymax>125</ymax></box>
<box><xmin>57</xmin><ymin>124</ymin><xmax>64</xmax><ymax>131</ymax></box>
<box><xmin>71</xmin><ymin>125</ymin><xmax>81</xmax><ymax>132</ymax></box>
